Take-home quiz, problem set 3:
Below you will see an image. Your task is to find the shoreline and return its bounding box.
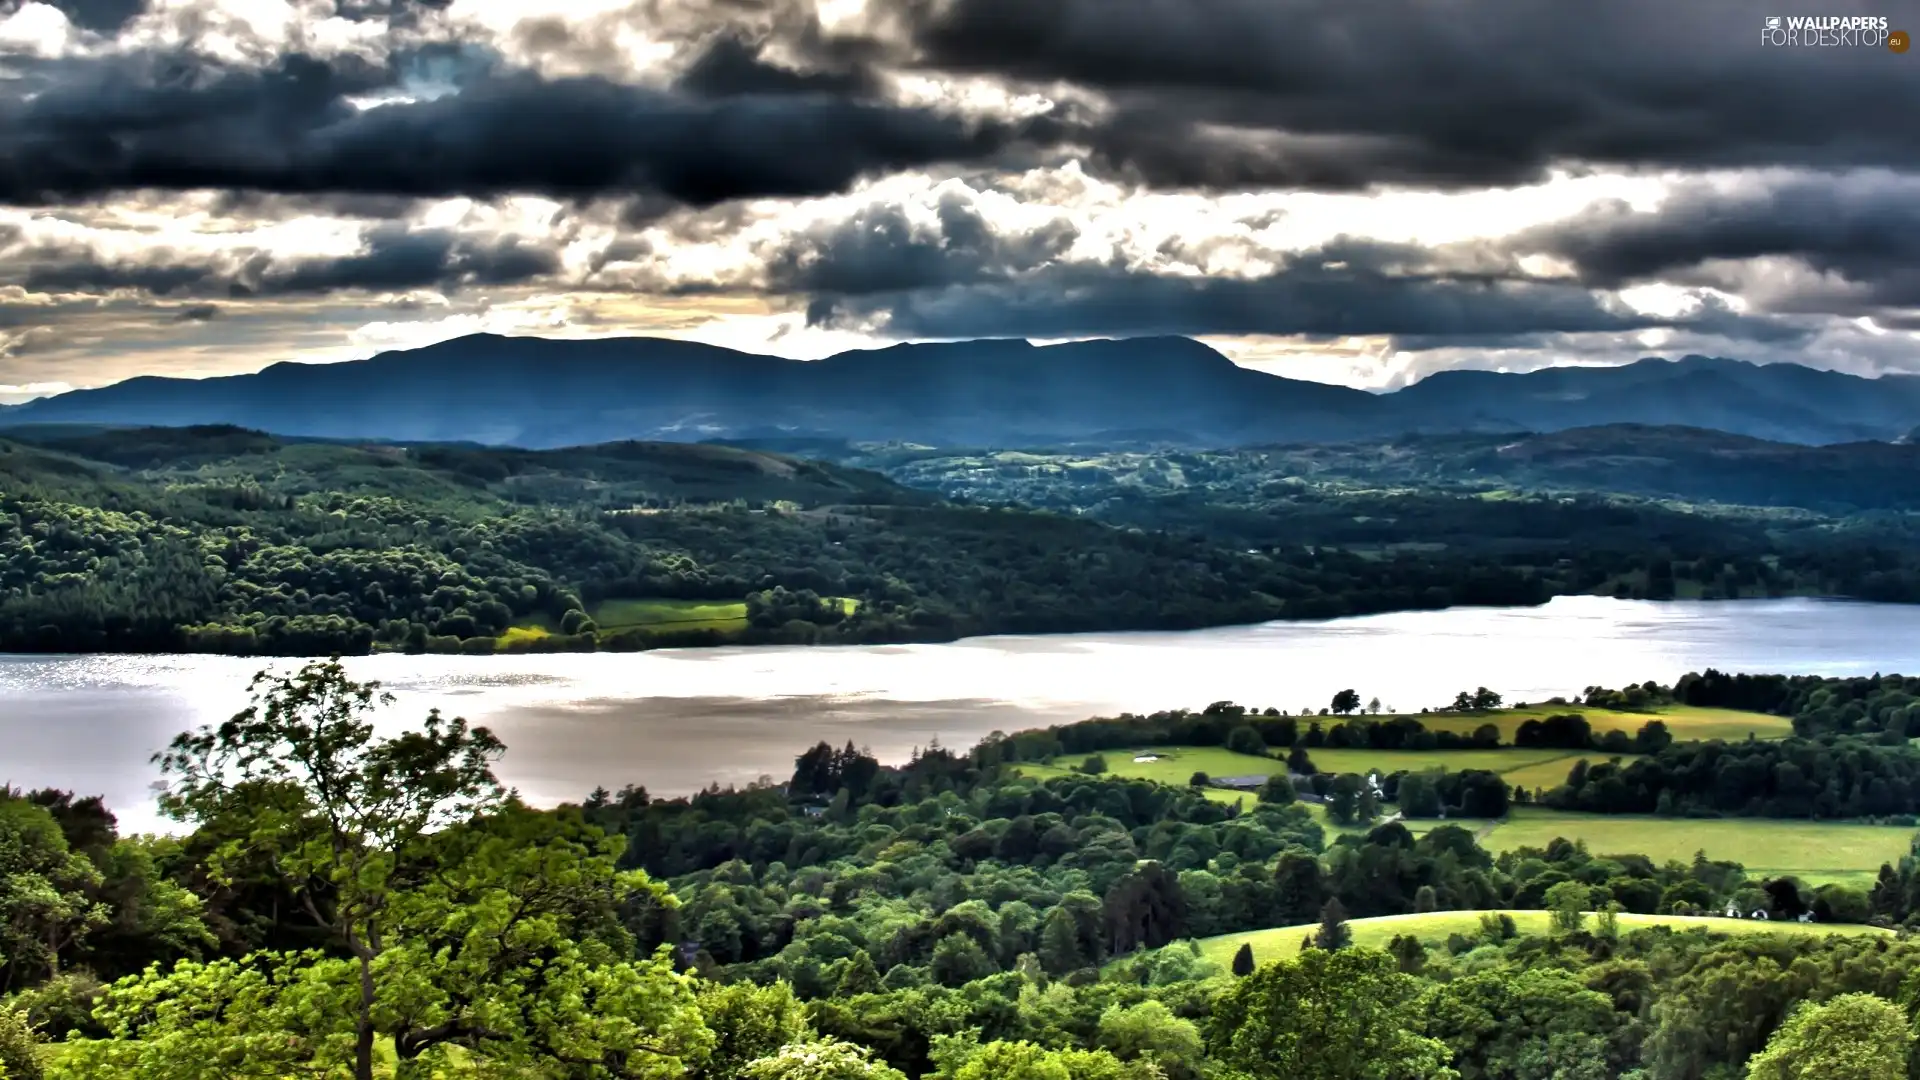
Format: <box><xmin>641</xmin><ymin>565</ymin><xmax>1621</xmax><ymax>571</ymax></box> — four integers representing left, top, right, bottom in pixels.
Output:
<box><xmin>0</xmin><ymin>589</ymin><xmax>1873</xmax><ymax>662</ymax></box>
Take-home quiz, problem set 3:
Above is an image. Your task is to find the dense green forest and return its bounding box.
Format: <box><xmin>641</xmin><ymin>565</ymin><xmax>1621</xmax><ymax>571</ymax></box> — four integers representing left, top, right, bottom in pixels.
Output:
<box><xmin>6</xmin><ymin>662</ymin><xmax>1920</xmax><ymax>1078</ymax></box>
<box><xmin>793</xmin><ymin>434</ymin><xmax>1920</xmax><ymax>606</ymax></box>
<box><xmin>7</xmin><ymin>424</ymin><xmax>1920</xmax><ymax>658</ymax></box>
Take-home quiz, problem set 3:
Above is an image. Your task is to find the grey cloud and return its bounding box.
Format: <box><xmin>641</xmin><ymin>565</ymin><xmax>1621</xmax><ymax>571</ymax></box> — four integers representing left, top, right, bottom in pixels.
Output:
<box><xmin>14</xmin><ymin>226</ymin><xmax>561</xmax><ymax>297</ymax></box>
<box><xmin>810</xmin><ymin>243</ymin><xmax>1797</xmax><ymax>345</ymax></box>
<box><xmin>763</xmin><ymin>190</ymin><xmax>1078</xmax><ymax>295</ymax></box>
<box><xmin>0</xmin><ymin>49</ymin><xmax>1053</xmax><ymax>207</ymax></box>
<box><xmin>38</xmin><ymin>0</ymin><xmax>146</xmax><ymax>32</ymax></box>
<box><xmin>1516</xmin><ymin>173</ymin><xmax>1920</xmax><ymax>312</ymax></box>
<box><xmin>673</xmin><ymin>33</ymin><xmax>881</xmax><ymax>99</ymax></box>
<box><xmin>885</xmin><ymin>0</ymin><xmax>1920</xmax><ymax>191</ymax></box>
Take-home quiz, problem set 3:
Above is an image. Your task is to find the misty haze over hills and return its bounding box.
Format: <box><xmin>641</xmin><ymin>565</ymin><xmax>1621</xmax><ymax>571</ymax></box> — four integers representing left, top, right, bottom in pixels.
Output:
<box><xmin>3</xmin><ymin>334</ymin><xmax>1917</xmax><ymax>448</ymax></box>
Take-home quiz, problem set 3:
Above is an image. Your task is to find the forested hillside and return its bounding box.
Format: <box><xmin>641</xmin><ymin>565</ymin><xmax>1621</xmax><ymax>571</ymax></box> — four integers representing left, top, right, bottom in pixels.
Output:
<box><xmin>820</xmin><ymin>436</ymin><xmax>1920</xmax><ymax>604</ymax></box>
<box><xmin>10</xmin><ymin>424</ymin><xmax>1920</xmax><ymax>656</ymax></box>
<box><xmin>5</xmin><ymin>662</ymin><xmax>1920</xmax><ymax>1079</ymax></box>
<box><xmin>0</xmin><ymin>426</ymin><xmax>1568</xmax><ymax>656</ymax></box>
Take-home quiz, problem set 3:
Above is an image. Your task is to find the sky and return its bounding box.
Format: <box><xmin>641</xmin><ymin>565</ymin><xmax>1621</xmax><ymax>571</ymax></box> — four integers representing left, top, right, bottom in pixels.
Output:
<box><xmin>0</xmin><ymin>0</ymin><xmax>1917</xmax><ymax>403</ymax></box>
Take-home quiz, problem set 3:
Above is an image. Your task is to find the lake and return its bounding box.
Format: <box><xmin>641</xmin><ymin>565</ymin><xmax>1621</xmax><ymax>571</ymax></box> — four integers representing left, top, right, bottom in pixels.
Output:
<box><xmin>4</xmin><ymin>596</ymin><xmax>1917</xmax><ymax>831</ymax></box>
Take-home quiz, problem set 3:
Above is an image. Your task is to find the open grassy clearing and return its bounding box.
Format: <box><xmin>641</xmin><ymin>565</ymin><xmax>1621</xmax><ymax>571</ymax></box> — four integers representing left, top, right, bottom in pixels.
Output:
<box><xmin>592</xmin><ymin>597</ymin><xmax>753</xmax><ymax>631</ymax></box>
<box><xmin>502</xmin><ymin>596</ymin><xmax>860</xmax><ymax>645</ymax></box>
<box><xmin>1305</xmin><ymin>746</ymin><xmax>1598</xmax><ymax>778</ymax></box>
<box><xmin>1412</xmin><ymin>703</ymin><xmax>1791</xmax><ymax>742</ymax></box>
<box><xmin>1500</xmin><ymin>755</ymin><xmax>1622</xmax><ymax>791</ymax></box>
<box><xmin>1480</xmin><ymin>808</ymin><xmax>1914</xmax><ymax>887</ymax></box>
<box><xmin>1017</xmin><ymin>744</ymin><xmax>1628</xmax><ymax>790</ymax></box>
<box><xmin>1196</xmin><ymin>909</ymin><xmax>1890</xmax><ymax>968</ymax></box>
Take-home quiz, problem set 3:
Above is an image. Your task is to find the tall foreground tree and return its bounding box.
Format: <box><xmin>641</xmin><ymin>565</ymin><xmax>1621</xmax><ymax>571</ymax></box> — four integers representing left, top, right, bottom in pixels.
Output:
<box><xmin>53</xmin><ymin>661</ymin><xmax>712</xmax><ymax>1080</ymax></box>
<box><xmin>0</xmin><ymin>798</ymin><xmax>107</xmax><ymax>992</ymax></box>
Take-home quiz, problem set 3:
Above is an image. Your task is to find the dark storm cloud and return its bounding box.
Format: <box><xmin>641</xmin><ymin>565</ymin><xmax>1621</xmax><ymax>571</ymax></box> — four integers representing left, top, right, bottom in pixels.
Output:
<box><xmin>39</xmin><ymin>0</ymin><xmax>146</xmax><ymax>32</ymax></box>
<box><xmin>763</xmin><ymin>190</ymin><xmax>1078</xmax><ymax>294</ymax></box>
<box><xmin>171</xmin><ymin>303</ymin><xmax>220</xmax><ymax>322</ymax></box>
<box><xmin>673</xmin><ymin>33</ymin><xmax>881</xmax><ymax>98</ymax></box>
<box><xmin>1515</xmin><ymin>174</ymin><xmax>1920</xmax><ymax>309</ymax></box>
<box><xmin>809</xmin><ymin>241</ymin><xmax>1796</xmax><ymax>344</ymax></box>
<box><xmin>886</xmin><ymin>0</ymin><xmax>1920</xmax><ymax>191</ymax></box>
<box><xmin>0</xmin><ymin>49</ymin><xmax>1052</xmax><ymax>206</ymax></box>
<box><xmin>16</xmin><ymin>226</ymin><xmax>561</xmax><ymax>297</ymax></box>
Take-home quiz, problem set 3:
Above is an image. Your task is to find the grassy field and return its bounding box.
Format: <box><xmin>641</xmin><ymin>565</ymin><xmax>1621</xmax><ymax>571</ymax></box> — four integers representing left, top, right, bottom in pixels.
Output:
<box><xmin>1015</xmin><ymin>750</ymin><xmax>1913</xmax><ymax>884</ymax></box>
<box><xmin>1196</xmin><ymin>909</ymin><xmax>1890</xmax><ymax>967</ymax></box>
<box><xmin>1480</xmin><ymin>808</ymin><xmax>1914</xmax><ymax>887</ymax></box>
<box><xmin>1017</xmin><ymin>744</ymin><xmax>1624</xmax><ymax>793</ymax></box>
<box><xmin>1414</xmin><ymin>702</ymin><xmax>1792</xmax><ymax>742</ymax></box>
<box><xmin>592</xmin><ymin>598</ymin><xmax>753</xmax><ymax>631</ymax></box>
<box><xmin>502</xmin><ymin>596</ymin><xmax>859</xmax><ymax>646</ymax></box>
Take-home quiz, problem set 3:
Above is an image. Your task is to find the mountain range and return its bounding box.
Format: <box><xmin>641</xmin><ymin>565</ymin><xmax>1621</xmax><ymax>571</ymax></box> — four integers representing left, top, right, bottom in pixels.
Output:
<box><xmin>3</xmin><ymin>334</ymin><xmax>1917</xmax><ymax>447</ymax></box>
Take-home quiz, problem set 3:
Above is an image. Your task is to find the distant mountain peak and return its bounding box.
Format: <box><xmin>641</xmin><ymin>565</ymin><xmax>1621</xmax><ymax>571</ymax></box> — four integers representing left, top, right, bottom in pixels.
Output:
<box><xmin>3</xmin><ymin>335</ymin><xmax>1914</xmax><ymax>449</ymax></box>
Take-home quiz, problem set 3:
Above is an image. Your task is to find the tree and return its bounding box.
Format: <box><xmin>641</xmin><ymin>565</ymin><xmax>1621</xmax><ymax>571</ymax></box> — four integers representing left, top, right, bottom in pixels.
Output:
<box><xmin>1413</xmin><ymin>886</ymin><xmax>1438</xmax><ymax>914</ymax></box>
<box><xmin>1258</xmin><ymin>775</ymin><xmax>1297</xmax><ymax>805</ymax></box>
<box><xmin>1227</xmin><ymin>726</ymin><xmax>1266</xmax><ymax>756</ymax></box>
<box><xmin>1273</xmin><ymin>852</ymin><xmax>1326</xmax><ymax>924</ymax></box>
<box><xmin>1103</xmin><ymin>863</ymin><xmax>1187</xmax><ymax>955</ymax></box>
<box><xmin>1357</xmin><ymin>786</ymin><xmax>1380</xmax><ymax>824</ymax></box>
<box><xmin>1397</xmin><ymin>773</ymin><xmax>1442</xmax><ymax>818</ymax></box>
<box><xmin>1097</xmin><ymin>999</ymin><xmax>1205</xmax><ymax>1079</ymax></box>
<box><xmin>695</xmin><ymin>981</ymin><xmax>811</xmax><ymax>1080</ymax></box>
<box><xmin>1331</xmin><ymin>690</ymin><xmax>1362</xmax><ymax>716</ymax></box>
<box><xmin>1189</xmin><ymin>771</ymin><xmax>1210</xmax><ymax>787</ymax></box>
<box><xmin>837</xmin><ymin>951</ymin><xmax>883</xmax><ymax>997</ymax></box>
<box><xmin>1288</xmin><ymin>745</ymin><xmax>1316</xmax><ymax>775</ymax></box>
<box><xmin>1037</xmin><ymin>907</ymin><xmax>1085</xmax><ymax>976</ymax></box>
<box><xmin>0</xmin><ymin>798</ymin><xmax>108</xmax><ymax>992</ymax></box>
<box><xmin>1314</xmin><ymin>898</ymin><xmax>1352</xmax><ymax>951</ymax></box>
<box><xmin>1206</xmin><ymin>946</ymin><xmax>1454</xmax><ymax>1080</ymax></box>
<box><xmin>1471</xmin><ymin>687</ymin><xmax>1503</xmax><ymax>710</ymax></box>
<box><xmin>741</xmin><ymin>1039</ymin><xmax>908</xmax><ymax>1080</ymax></box>
<box><xmin>1078</xmin><ymin>755</ymin><xmax>1109</xmax><ymax>775</ymax></box>
<box><xmin>0</xmin><ymin>1006</ymin><xmax>41</xmax><ymax>1080</ymax></box>
<box><xmin>931</xmin><ymin>932</ymin><xmax>994</xmax><ymax>987</ymax></box>
<box><xmin>60</xmin><ymin>662</ymin><xmax>713</xmax><ymax>1080</ymax></box>
<box><xmin>1746</xmin><ymin>993</ymin><xmax>1912</xmax><ymax>1080</ymax></box>
<box><xmin>1545</xmin><ymin>881</ymin><xmax>1593</xmax><ymax>935</ymax></box>
<box><xmin>1595</xmin><ymin>901</ymin><xmax>1622</xmax><ymax>941</ymax></box>
<box><xmin>1387</xmin><ymin>934</ymin><xmax>1426</xmax><ymax>975</ymax></box>
<box><xmin>1231</xmin><ymin>942</ymin><xmax>1256</xmax><ymax>976</ymax></box>
<box><xmin>1426</xmin><ymin>969</ymin><xmax>1617</xmax><ymax>1080</ymax></box>
<box><xmin>1328</xmin><ymin>774</ymin><xmax>1363</xmax><ymax>825</ymax></box>
<box><xmin>1368</xmin><ymin>697</ymin><xmax>1383</xmax><ymax>715</ymax></box>
<box><xmin>932</xmin><ymin>1038</ymin><xmax>1148</xmax><ymax>1080</ymax></box>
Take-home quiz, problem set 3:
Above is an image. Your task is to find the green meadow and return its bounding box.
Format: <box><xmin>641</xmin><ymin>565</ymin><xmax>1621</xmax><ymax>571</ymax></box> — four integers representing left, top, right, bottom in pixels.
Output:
<box><xmin>501</xmin><ymin>596</ymin><xmax>859</xmax><ymax>647</ymax></box>
<box><xmin>1480</xmin><ymin>808</ymin><xmax>1915</xmax><ymax>887</ymax></box>
<box><xmin>1414</xmin><ymin>702</ymin><xmax>1792</xmax><ymax>742</ymax></box>
<box><xmin>1015</xmin><ymin>746</ymin><xmax>1915</xmax><ymax>884</ymax></box>
<box><xmin>1196</xmin><ymin>908</ymin><xmax>1890</xmax><ymax>968</ymax></box>
<box><xmin>1015</xmin><ymin>744</ymin><xmax>1624</xmax><ymax>793</ymax></box>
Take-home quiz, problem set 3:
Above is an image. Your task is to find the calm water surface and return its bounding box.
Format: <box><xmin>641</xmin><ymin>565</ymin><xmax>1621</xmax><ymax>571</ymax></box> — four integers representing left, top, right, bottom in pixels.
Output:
<box><xmin>4</xmin><ymin>596</ymin><xmax>1916</xmax><ymax>831</ymax></box>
